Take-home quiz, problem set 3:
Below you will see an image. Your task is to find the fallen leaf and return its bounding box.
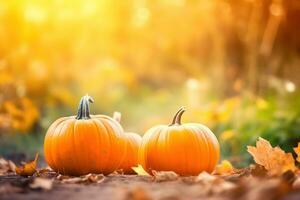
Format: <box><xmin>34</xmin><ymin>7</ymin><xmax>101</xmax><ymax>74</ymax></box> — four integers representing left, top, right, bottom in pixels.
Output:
<box><xmin>250</xmin><ymin>164</ymin><xmax>268</xmax><ymax>177</ymax></box>
<box><xmin>152</xmin><ymin>171</ymin><xmax>179</xmax><ymax>182</ymax></box>
<box><xmin>15</xmin><ymin>153</ymin><xmax>39</xmax><ymax>176</ymax></box>
<box><xmin>196</xmin><ymin>171</ymin><xmax>218</xmax><ymax>183</ymax></box>
<box><xmin>60</xmin><ymin>177</ymin><xmax>82</xmax><ymax>184</ymax></box>
<box><xmin>38</xmin><ymin>167</ymin><xmax>52</xmax><ymax>173</ymax></box>
<box><xmin>293</xmin><ymin>143</ymin><xmax>300</xmax><ymax>163</ymax></box>
<box><xmin>195</xmin><ymin>172</ymin><xmax>236</xmax><ymax>195</ymax></box>
<box><xmin>58</xmin><ymin>173</ymin><xmax>104</xmax><ymax>184</ymax></box>
<box><xmin>292</xmin><ymin>175</ymin><xmax>300</xmax><ymax>190</ymax></box>
<box><xmin>247</xmin><ymin>137</ymin><xmax>297</xmax><ymax>175</ymax></box>
<box><xmin>37</xmin><ymin>168</ymin><xmax>57</xmax><ymax>178</ymax></box>
<box><xmin>83</xmin><ymin>173</ymin><xmax>105</xmax><ymax>183</ymax></box>
<box><xmin>0</xmin><ymin>157</ymin><xmax>16</xmax><ymax>175</ymax></box>
<box><xmin>281</xmin><ymin>170</ymin><xmax>296</xmax><ymax>184</ymax></box>
<box><xmin>29</xmin><ymin>178</ymin><xmax>53</xmax><ymax>190</ymax></box>
<box><xmin>214</xmin><ymin>160</ymin><xmax>234</xmax><ymax>175</ymax></box>
<box><xmin>132</xmin><ymin>165</ymin><xmax>150</xmax><ymax>176</ymax></box>
<box><xmin>113</xmin><ymin>169</ymin><xmax>124</xmax><ymax>175</ymax></box>
<box><xmin>56</xmin><ymin>174</ymin><xmax>69</xmax><ymax>180</ymax></box>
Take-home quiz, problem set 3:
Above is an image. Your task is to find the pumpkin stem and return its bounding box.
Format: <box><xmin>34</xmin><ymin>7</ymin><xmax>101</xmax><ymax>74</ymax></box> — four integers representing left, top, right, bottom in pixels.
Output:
<box><xmin>113</xmin><ymin>112</ymin><xmax>122</xmax><ymax>123</ymax></box>
<box><xmin>169</xmin><ymin>107</ymin><xmax>186</xmax><ymax>126</ymax></box>
<box><xmin>76</xmin><ymin>94</ymin><xmax>94</xmax><ymax>120</ymax></box>
<box><xmin>175</xmin><ymin>107</ymin><xmax>186</xmax><ymax>125</ymax></box>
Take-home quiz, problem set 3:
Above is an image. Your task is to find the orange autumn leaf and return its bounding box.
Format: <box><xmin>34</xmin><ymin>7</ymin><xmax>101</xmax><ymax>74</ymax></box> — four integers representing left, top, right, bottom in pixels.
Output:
<box><xmin>247</xmin><ymin>137</ymin><xmax>297</xmax><ymax>175</ymax></box>
<box><xmin>214</xmin><ymin>160</ymin><xmax>234</xmax><ymax>175</ymax></box>
<box><xmin>15</xmin><ymin>153</ymin><xmax>39</xmax><ymax>176</ymax></box>
<box><xmin>132</xmin><ymin>165</ymin><xmax>150</xmax><ymax>176</ymax></box>
<box><xmin>293</xmin><ymin>143</ymin><xmax>300</xmax><ymax>163</ymax></box>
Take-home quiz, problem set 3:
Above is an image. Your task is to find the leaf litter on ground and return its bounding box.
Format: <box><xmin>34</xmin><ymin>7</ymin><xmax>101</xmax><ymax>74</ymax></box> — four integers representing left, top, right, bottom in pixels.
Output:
<box><xmin>213</xmin><ymin>160</ymin><xmax>235</xmax><ymax>175</ymax></box>
<box><xmin>29</xmin><ymin>177</ymin><xmax>53</xmax><ymax>190</ymax></box>
<box><xmin>0</xmin><ymin>157</ymin><xmax>16</xmax><ymax>175</ymax></box>
<box><xmin>15</xmin><ymin>153</ymin><xmax>39</xmax><ymax>177</ymax></box>
<box><xmin>247</xmin><ymin>137</ymin><xmax>297</xmax><ymax>176</ymax></box>
<box><xmin>57</xmin><ymin>173</ymin><xmax>105</xmax><ymax>184</ymax></box>
<box><xmin>1</xmin><ymin>138</ymin><xmax>300</xmax><ymax>199</ymax></box>
<box><xmin>152</xmin><ymin>171</ymin><xmax>179</xmax><ymax>182</ymax></box>
<box><xmin>131</xmin><ymin>165</ymin><xmax>150</xmax><ymax>176</ymax></box>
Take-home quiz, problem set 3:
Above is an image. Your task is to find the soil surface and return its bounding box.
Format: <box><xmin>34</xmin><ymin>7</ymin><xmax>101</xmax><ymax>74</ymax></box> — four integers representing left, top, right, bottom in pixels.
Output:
<box><xmin>1</xmin><ymin>173</ymin><xmax>300</xmax><ymax>200</ymax></box>
<box><xmin>0</xmin><ymin>174</ymin><xmax>203</xmax><ymax>200</ymax></box>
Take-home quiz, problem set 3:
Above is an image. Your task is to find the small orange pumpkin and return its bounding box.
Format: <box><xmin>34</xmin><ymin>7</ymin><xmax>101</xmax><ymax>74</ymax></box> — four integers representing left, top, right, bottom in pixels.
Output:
<box><xmin>44</xmin><ymin>95</ymin><xmax>127</xmax><ymax>176</ymax></box>
<box><xmin>113</xmin><ymin>112</ymin><xmax>142</xmax><ymax>174</ymax></box>
<box><xmin>139</xmin><ymin>107</ymin><xmax>220</xmax><ymax>176</ymax></box>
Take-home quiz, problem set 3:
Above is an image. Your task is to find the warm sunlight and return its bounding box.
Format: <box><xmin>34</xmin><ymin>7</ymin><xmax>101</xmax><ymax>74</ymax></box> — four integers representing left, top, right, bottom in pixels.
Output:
<box><xmin>0</xmin><ymin>0</ymin><xmax>300</xmax><ymax>199</ymax></box>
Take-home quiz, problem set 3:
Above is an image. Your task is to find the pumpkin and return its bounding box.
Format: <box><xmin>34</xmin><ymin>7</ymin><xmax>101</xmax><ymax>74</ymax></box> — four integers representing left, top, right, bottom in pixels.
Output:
<box><xmin>44</xmin><ymin>95</ymin><xmax>127</xmax><ymax>176</ymax></box>
<box><xmin>139</xmin><ymin>107</ymin><xmax>220</xmax><ymax>176</ymax></box>
<box><xmin>113</xmin><ymin>112</ymin><xmax>142</xmax><ymax>174</ymax></box>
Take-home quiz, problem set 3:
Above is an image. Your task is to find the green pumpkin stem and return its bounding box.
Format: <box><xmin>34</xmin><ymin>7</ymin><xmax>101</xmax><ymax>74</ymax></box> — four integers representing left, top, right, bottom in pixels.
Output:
<box><xmin>169</xmin><ymin>107</ymin><xmax>186</xmax><ymax>126</ymax></box>
<box><xmin>76</xmin><ymin>94</ymin><xmax>94</xmax><ymax>120</ymax></box>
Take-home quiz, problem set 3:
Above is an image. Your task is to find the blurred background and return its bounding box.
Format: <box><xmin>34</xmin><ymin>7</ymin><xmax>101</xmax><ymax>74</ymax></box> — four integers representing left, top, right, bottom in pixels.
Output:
<box><xmin>0</xmin><ymin>0</ymin><xmax>300</xmax><ymax>166</ymax></box>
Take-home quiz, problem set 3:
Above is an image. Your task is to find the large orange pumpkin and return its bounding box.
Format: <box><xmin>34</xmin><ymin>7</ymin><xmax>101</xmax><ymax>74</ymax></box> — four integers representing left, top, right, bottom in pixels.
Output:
<box><xmin>44</xmin><ymin>95</ymin><xmax>127</xmax><ymax>176</ymax></box>
<box><xmin>113</xmin><ymin>112</ymin><xmax>142</xmax><ymax>174</ymax></box>
<box><xmin>139</xmin><ymin>107</ymin><xmax>220</xmax><ymax>176</ymax></box>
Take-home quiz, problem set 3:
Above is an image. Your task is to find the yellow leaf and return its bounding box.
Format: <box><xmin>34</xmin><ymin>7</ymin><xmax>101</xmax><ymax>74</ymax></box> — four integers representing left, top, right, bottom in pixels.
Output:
<box><xmin>256</xmin><ymin>97</ymin><xmax>269</xmax><ymax>109</ymax></box>
<box><xmin>220</xmin><ymin>130</ymin><xmax>236</xmax><ymax>141</ymax></box>
<box><xmin>247</xmin><ymin>137</ymin><xmax>297</xmax><ymax>175</ymax></box>
<box><xmin>131</xmin><ymin>165</ymin><xmax>150</xmax><ymax>176</ymax></box>
<box><xmin>214</xmin><ymin>160</ymin><xmax>234</xmax><ymax>175</ymax></box>
<box><xmin>15</xmin><ymin>153</ymin><xmax>39</xmax><ymax>176</ymax></box>
<box><xmin>294</xmin><ymin>143</ymin><xmax>300</xmax><ymax>163</ymax></box>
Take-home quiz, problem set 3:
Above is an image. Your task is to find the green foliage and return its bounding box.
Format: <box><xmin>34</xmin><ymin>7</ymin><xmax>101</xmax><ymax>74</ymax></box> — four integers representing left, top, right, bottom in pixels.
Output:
<box><xmin>217</xmin><ymin>93</ymin><xmax>300</xmax><ymax>167</ymax></box>
<box><xmin>0</xmin><ymin>131</ymin><xmax>44</xmax><ymax>159</ymax></box>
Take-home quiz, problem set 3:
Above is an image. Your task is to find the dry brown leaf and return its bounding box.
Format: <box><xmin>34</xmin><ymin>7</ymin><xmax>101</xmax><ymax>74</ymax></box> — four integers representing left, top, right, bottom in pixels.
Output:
<box><xmin>195</xmin><ymin>172</ymin><xmax>236</xmax><ymax>195</ymax></box>
<box><xmin>132</xmin><ymin>165</ymin><xmax>150</xmax><ymax>176</ymax></box>
<box><xmin>214</xmin><ymin>160</ymin><xmax>235</xmax><ymax>175</ymax></box>
<box><xmin>29</xmin><ymin>178</ymin><xmax>53</xmax><ymax>190</ymax></box>
<box><xmin>8</xmin><ymin>160</ymin><xmax>16</xmax><ymax>171</ymax></box>
<box><xmin>292</xmin><ymin>175</ymin><xmax>300</xmax><ymax>190</ymax></box>
<box><xmin>83</xmin><ymin>173</ymin><xmax>105</xmax><ymax>183</ymax></box>
<box><xmin>56</xmin><ymin>174</ymin><xmax>69</xmax><ymax>180</ymax></box>
<box><xmin>293</xmin><ymin>142</ymin><xmax>300</xmax><ymax>163</ymax></box>
<box><xmin>0</xmin><ymin>157</ymin><xmax>16</xmax><ymax>175</ymax></box>
<box><xmin>152</xmin><ymin>171</ymin><xmax>179</xmax><ymax>182</ymax></box>
<box><xmin>60</xmin><ymin>177</ymin><xmax>82</xmax><ymax>184</ymax></box>
<box><xmin>247</xmin><ymin>137</ymin><xmax>297</xmax><ymax>175</ymax></box>
<box><xmin>15</xmin><ymin>153</ymin><xmax>39</xmax><ymax>176</ymax></box>
<box><xmin>196</xmin><ymin>171</ymin><xmax>218</xmax><ymax>183</ymax></box>
<box><xmin>58</xmin><ymin>173</ymin><xmax>105</xmax><ymax>184</ymax></box>
<box><xmin>112</xmin><ymin>169</ymin><xmax>124</xmax><ymax>175</ymax></box>
<box><xmin>37</xmin><ymin>168</ymin><xmax>57</xmax><ymax>178</ymax></box>
<box><xmin>38</xmin><ymin>167</ymin><xmax>52</xmax><ymax>174</ymax></box>
<box><xmin>250</xmin><ymin>164</ymin><xmax>268</xmax><ymax>177</ymax></box>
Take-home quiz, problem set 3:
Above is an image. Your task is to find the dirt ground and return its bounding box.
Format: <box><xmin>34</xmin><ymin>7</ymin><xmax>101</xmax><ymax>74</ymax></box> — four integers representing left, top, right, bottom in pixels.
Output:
<box><xmin>1</xmin><ymin>172</ymin><xmax>300</xmax><ymax>200</ymax></box>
